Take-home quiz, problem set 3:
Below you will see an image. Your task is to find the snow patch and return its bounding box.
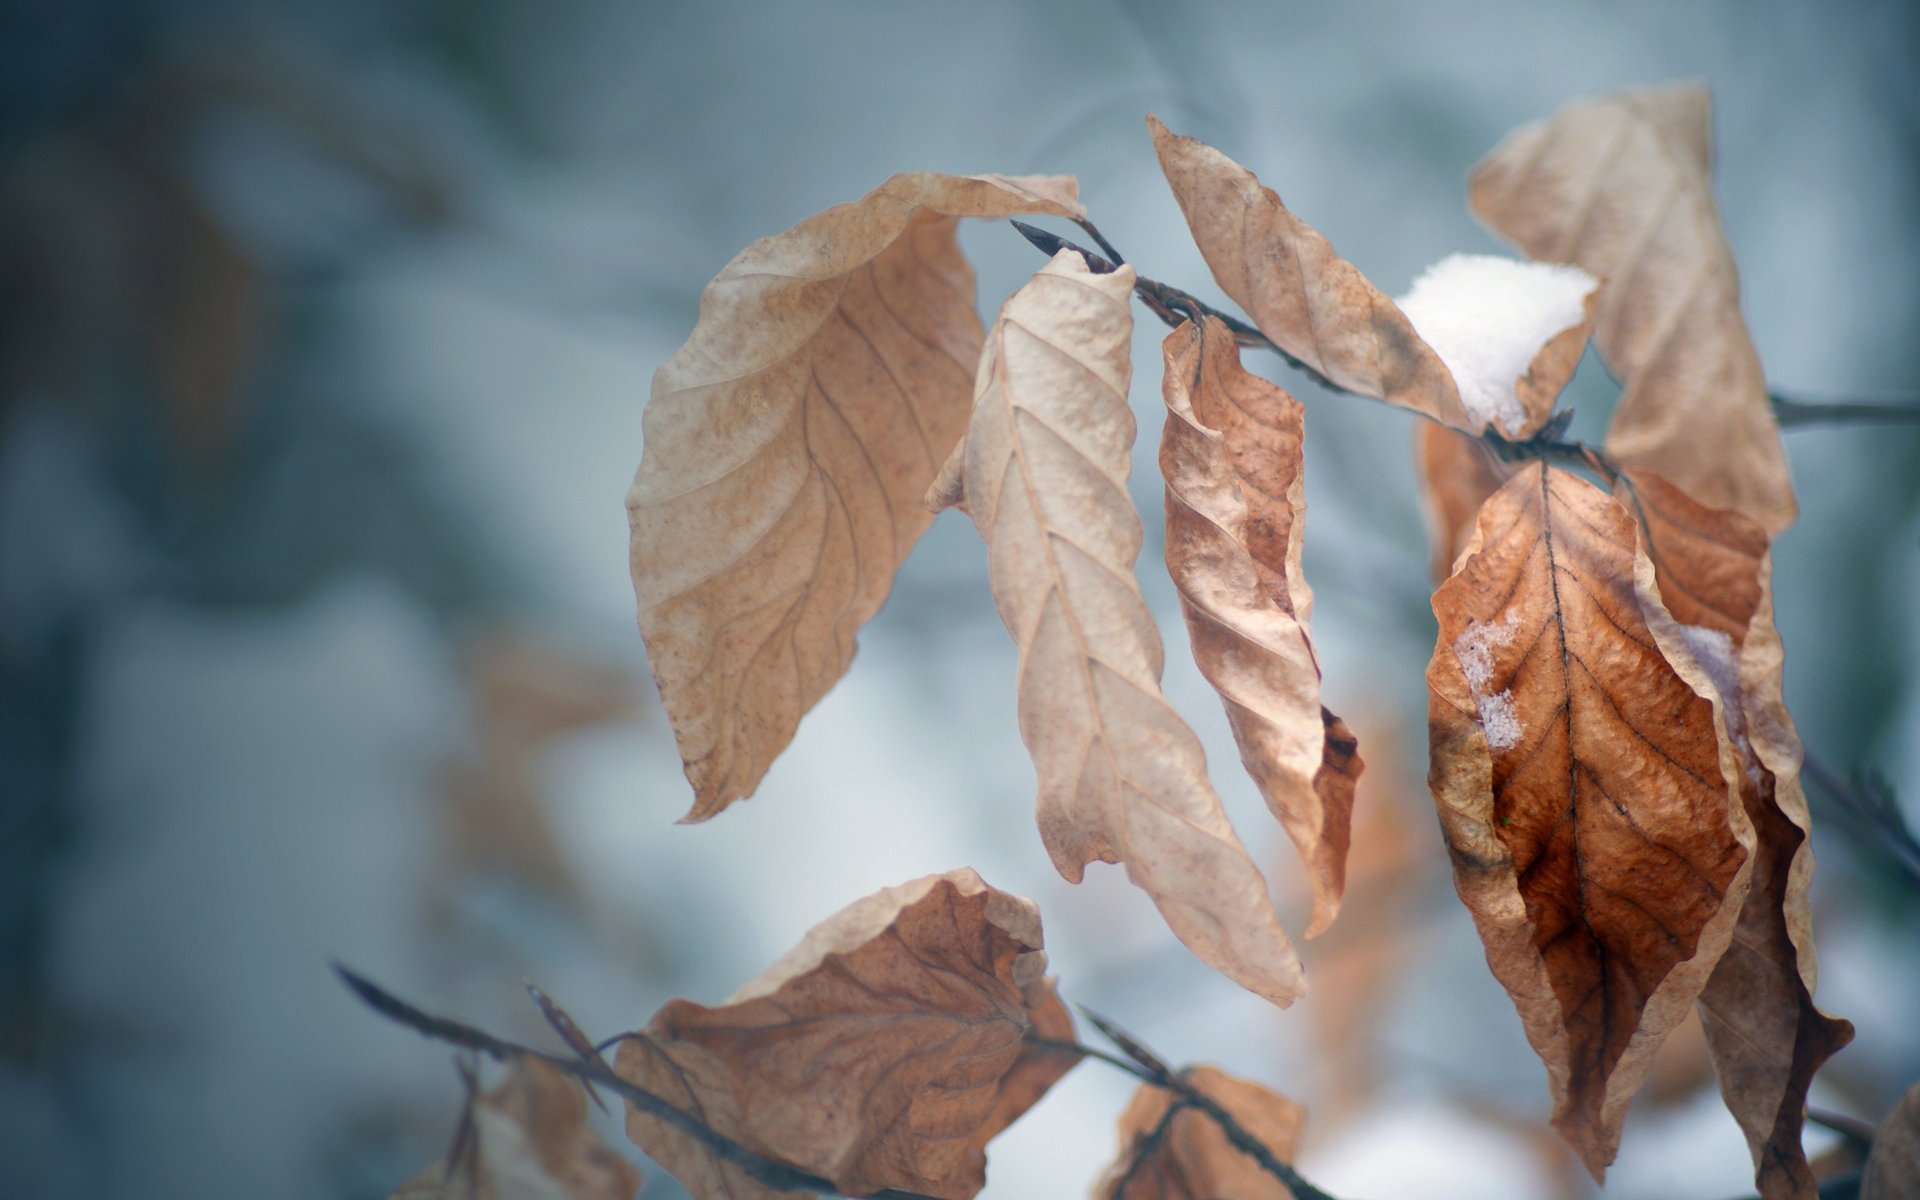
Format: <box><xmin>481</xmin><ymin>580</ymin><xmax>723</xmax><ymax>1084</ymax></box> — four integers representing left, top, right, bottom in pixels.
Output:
<box><xmin>1396</xmin><ymin>254</ymin><xmax>1597</xmax><ymax>433</ymax></box>
<box><xmin>1454</xmin><ymin>611</ymin><xmax>1524</xmax><ymax>749</ymax></box>
<box><xmin>1477</xmin><ymin>690</ymin><xmax>1524</xmax><ymax>751</ymax></box>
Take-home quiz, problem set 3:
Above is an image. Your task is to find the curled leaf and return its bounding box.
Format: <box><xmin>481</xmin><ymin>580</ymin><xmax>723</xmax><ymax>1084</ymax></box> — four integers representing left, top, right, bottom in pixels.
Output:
<box><xmin>1159</xmin><ymin>316</ymin><xmax>1361</xmax><ymax>937</ymax></box>
<box><xmin>934</xmin><ymin>250</ymin><xmax>1305</xmax><ymax>1006</ymax></box>
<box><xmin>1470</xmin><ymin>84</ymin><xmax>1795</xmax><ymax>533</ymax></box>
<box><xmin>612</xmin><ymin>869</ymin><xmax>1072</xmax><ymax>1200</ymax></box>
<box><xmin>1426</xmin><ymin>462</ymin><xmax>1752</xmax><ymax>1177</ymax></box>
<box><xmin>629</xmin><ymin>172</ymin><xmax>1082</xmax><ymax>819</ymax></box>
<box><xmin>1098</xmin><ymin>1066</ymin><xmax>1305</xmax><ymax>1200</ymax></box>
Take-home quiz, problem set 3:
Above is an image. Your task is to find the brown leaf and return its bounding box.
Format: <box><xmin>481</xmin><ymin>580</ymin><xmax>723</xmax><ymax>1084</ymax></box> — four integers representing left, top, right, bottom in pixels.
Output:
<box><xmin>1148</xmin><ymin>115</ymin><xmax>1470</xmax><ymax>431</ymax></box>
<box><xmin>1414</xmin><ymin>422</ymin><xmax>1516</xmax><ymax>584</ymax></box>
<box><xmin>628</xmin><ymin>173</ymin><xmax>1083</xmax><ymax>820</ymax></box>
<box><xmin>1469</xmin><ymin>84</ymin><xmax>1796</xmax><ymax>533</ymax></box>
<box><xmin>613</xmin><ymin>869</ymin><xmax>1073</xmax><ymax>1200</ymax></box>
<box><xmin>1426</xmin><ymin>461</ymin><xmax>1753</xmax><ymax>1178</ymax></box>
<box><xmin>932</xmin><ymin>251</ymin><xmax>1306</xmax><ymax>1005</ymax></box>
<box><xmin>1158</xmin><ymin>316</ymin><xmax>1362</xmax><ymax>937</ymax></box>
<box><xmin>1619</xmin><ymin>470</ymin><xmax>1852</xmax><ymax>1199</ymax></box>
<box><xmin>1098</xmin><ymin>1066</ymin><xmax>1305</xmax><ymax>1200</ymax></box>
<box><xmin>395</xmin><ymin>1057</ymin><xmax>642</xmax><ymax>1200</ymax></box>
<box><xmin>1864</xmin><ymin>1083</ymin><xmax>1920</xmax><ymax>1200</ymax></box>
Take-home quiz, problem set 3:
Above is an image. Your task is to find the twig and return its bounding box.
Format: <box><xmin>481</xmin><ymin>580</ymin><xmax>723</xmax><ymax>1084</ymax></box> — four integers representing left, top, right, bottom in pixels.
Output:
<box><xmin>335</xmin><ymin>965</ymin><xmax>940</xmax><ymax>1200</ymax></box>
<box><xmin>1807</xmin><ymin>1107</ymin><xmax>1877</xmax><ymax>1156</ymax></box>
<box><xmin>1106</xmin><ymin>1096</ymin><xmax>1190</xmax><ymax>1197</ymax></box>
<box><xmin>1772</xmin><ymin>393</ymin><xmax>1920</xmax><ymax>428</ymax></box>
<box><xmin>1801</xmin><ymin>758</ymin><xmax>1920</xmax><ymax>889</ymax></box>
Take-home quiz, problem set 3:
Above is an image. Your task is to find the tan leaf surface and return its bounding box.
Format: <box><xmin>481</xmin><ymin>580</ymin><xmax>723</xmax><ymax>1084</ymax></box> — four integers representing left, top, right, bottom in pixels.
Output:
<box><xmin>613</xmin><ymin>869</ymin><xmax>1072</xmax><ymax>1200</ymax></box>
<box><xmin>629</xmin><ymin>173</ymin><xmax>1083</xmax><ymax>820</ymax></box>
<box><xmin>1147</xmin><ymin>115</ymin><xmax>1470</xmax><ymax>431</ymax></box>
<box><xmin>1426</xmin><ymin>462</ymin><xmax>1753</xmax><ymax>1178</ymax></box>
<box><xmin>1159</xmin><ymin>316</ymin><xmax>1362</xmax><ymax>937</ymax></box>
<box><xmin>394</xmin><ymin>1057</ymin><xmax>642</xmax><ymax>1200</ymax></box>
<box><xmin>1414</xmin><ymin>422</ymin><xmax>1516</xmax><ymax>584</ymax></box>
<box><xmin>934</xmin><ymin>251</ymin><xmax>1306</xmax><ymax>1005</ymax></box>
<box><xmin>1619</xmin><ymin>470</ymin><xmax>1852</xmax><ymax>1198</ymax></box>
<box><xmin>1097</xmin><ymin>1066</ymin><xmax>1305</xmax><ymax>1200</ymax></box>
<box><xmin>1864</xmin><ymin>1083</ymin><xmax>1920</xmax><ymax>1200</ymax></box>
<box><xmin>1469</xmin><ymin>84</ymin><xmax>1795</xmax><ymax>533</ymax></box>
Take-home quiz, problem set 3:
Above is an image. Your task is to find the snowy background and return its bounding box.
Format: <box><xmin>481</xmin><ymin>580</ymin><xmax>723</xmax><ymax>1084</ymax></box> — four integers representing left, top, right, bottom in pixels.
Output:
<box><xmin>3</xmin><ymin>2</ymin><xmax>1918</xmax><ymax>1197</ymax></box>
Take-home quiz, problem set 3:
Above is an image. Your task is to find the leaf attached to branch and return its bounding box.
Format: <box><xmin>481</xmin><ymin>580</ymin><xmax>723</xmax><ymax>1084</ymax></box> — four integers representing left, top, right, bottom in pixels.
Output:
<box><xmin>1098</xmin><ymin>1066</ymin><xmax>1305</xmax><ymax>1200</ymax></box>
<box><xmin>1470</xmin><ymin>84</ymin><xmax>1796</xmax><ymax>533</ymax></box>
<box><xmin>932</xmin><ymin>251</ymin><xmax>1306</xmax><ymax>1006</ymax></box>
<box><xmin>1159</xmin><ymin>316</ymin><xmax>1362</xmax><ymax>937</ymax></box>
<box><xmin>612</xmin><ymin>869</ymin><xmax>1073</xmax><ymax>1200</ymax></box>
<box><xmin>629</xmin><ymin>172</ymin><xmax>1082</xmax><ymax>820</ymax></box>
<box><xmin>1426</xmin><ymin>462</ymin><xmax>1753</xmax><ymax>1178</ymax></box>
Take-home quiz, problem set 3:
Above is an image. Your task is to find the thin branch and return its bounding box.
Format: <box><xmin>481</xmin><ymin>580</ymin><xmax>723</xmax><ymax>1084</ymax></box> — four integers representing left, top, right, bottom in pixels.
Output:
<box><xmin>1106</xmin><ymin>1096</ymin><xmax>1190</xmax><ymax>1197</ymax></box>
<box><xmin>1772</xmin><ymin>393</ymin><xmax>1920</xmax><ymax>428</ymax></box>
<box><xmin>336</xmin><ymin>965</ymin><xmax>940</xmax><ymax>1200</ymax></box>
<box><xmin>1802</xmin><ymin>757</ymin><xmax>1920</xmax><ymax>889</ymax></box>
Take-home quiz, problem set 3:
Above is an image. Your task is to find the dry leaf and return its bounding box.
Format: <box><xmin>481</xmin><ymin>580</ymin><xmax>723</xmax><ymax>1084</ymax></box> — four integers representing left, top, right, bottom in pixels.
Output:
<box><xmin>613</xmin><ymin>869</ymin><xmax>1073</xmax><ymax>1200</ymax></box>
<box><xmin>1415</xmin><ymin>422</ymin><xmax>1516</xmax><ymax>584</ymax></box>
<box><xmin>628</xmin><ymin>172</ymin><xmax>1083</xmax><ymax>820</ymax></box>
<box><xmin>1619</xmin><ymin>470</ymin><xmax>1852</xmax><ymax>1198</ymax></box>
<box><xmin>1148</xmin><ymin>115</ymin><xmax>1469</xmax><ymax>430</ymax></box>
<box><xmin>1470</xmin><ymin>84</ymin><xmax>1795</xmax><ymax>533</ymax></box>
<box><xmin>1097</xmin><ymin>1066</ymin><xmax>1304</xmax><ymax>1200</ymax></box>
<box><xmin>395</xmin><ymin>1057</ymin><xmax>642</xmax><ymax>1200</ymax></box>
<box><xmin>1426</xmin><ymin>462</ymin><xmax>1753</xmax><ymax>1178</ymax></box>
<box><xmin>1863</xmin><ymin>1083</ymin><xmax>1920</xmax><ymax>1200</ymax></box>
<box><xmin>1159</xmin><ymin>316</ymin><xmax>1362</xmax><ymax>937</ymax></box>
<box><xmin>932</xmin><ymin>251</ymin><xmax>1306</xmax><ymax>1005</ymax></box>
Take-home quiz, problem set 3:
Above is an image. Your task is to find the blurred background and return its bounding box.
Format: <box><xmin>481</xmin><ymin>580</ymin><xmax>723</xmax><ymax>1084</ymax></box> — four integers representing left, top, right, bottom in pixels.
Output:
<box><xmin>2</xmin><ymin>1</ymin><xmax>1917</xmax><ymax>1197</ymax></box>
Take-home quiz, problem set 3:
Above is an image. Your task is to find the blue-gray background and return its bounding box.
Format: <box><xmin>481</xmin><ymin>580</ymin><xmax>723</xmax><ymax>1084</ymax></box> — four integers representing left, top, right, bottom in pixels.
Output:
<box><xmin>3</xmin><ymin>2</ymin><xmax>1916</xmax><ymax>1197</ymax></box>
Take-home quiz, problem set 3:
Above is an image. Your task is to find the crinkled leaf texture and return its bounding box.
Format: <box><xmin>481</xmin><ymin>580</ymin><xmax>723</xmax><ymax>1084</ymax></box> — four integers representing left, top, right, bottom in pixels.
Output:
<box><xmin>1621</xmin><ymin>470</ymin><xmax>1851</xmax><ymax>1199</ymax></box>
<box><xmin>393</xmin><ymin>1057</ymin><xmax>642</xmax><ymax>1200</ymax></box>
<box><xmin>1427</xmin><ymin>462</ymin><xmax>1754</xmax><ymax>1178</ymax></box>
<box><xmin>629</xmin><ymin>172</ymin><xmax>1082</xmax><ymax>819</ymax></box>
<box><xmin>1159</xmin><ymin>316</ymin><xmax>1361</xmax><ymax>937</ymax></box>
<box><xmin>612</xmin><ymin>868</ymin><xmax>1073</xmax><ymax>1200</ymax></box>
<box><xmin>931</xmin><ymin>251</ymin><xmax>1306</xmax><ymax>1006</ymax></box>
<box><xmin>1470</xmin><ymin>84</ymin><xmax>1795</xmax><ymax>534</ymax></box>
<box><xmin>1098</xmin><ymin>1066</ymin><xmax>1305</xmax><ymax>1200</ymax></box>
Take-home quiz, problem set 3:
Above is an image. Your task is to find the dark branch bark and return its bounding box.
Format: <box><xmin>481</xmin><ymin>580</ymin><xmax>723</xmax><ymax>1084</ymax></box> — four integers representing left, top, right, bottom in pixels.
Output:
<box><xmin>1771</xmin><ymin>393</ymin><xmax>1920</xmax><ymax>428</ymax></box>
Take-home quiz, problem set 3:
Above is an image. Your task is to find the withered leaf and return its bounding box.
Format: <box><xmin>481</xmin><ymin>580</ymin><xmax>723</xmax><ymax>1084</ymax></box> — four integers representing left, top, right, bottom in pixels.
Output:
<box><xmin>1426</xmin><ymin>462</ymin><xmax>1753</xmax><ymax>1178</ymax></box>
<box><xmin>394</xmin><ymin>1056</ymin><xmax>642</xmax><ymax>1200</ymax></box>
<box><xmin>613</xmin><ymin>869</ymin><xmax>1073</xmax><ymax>1200</ymax></box>
<box><xmin>1470</xmin><ymin>85</ymin><xmax>1796</xmax><ymax>533</ymax></box>
<box><xmin>1414</xmin><ymin>421</ymin><xmax>1515</xmax><ymax>584</ymax></box>
<box><xmin>628</xmin><ymin>172</ymin><xmax>1082</xmax><ymax>820</ymax></box>
<box><xmin>932</xmin><ymin>251</ymin><xmax>1306</xmax><ymax>1006</ymax></box>
<box><xmin>1148</xmin><ymin>115</ymin><xmax>1470</xmax><ymax>431</ymax></box>
<box><xmin>1159</xmin><ymin>316</ymin><xmax>1362</xmax><ymax>937</ymax></box>
<box><xmin>1619</xmin><ymin>470</ymin><xmax>1852</xmax><ymax>1199</ymax></box>
<box><xmin>1098</xmin><ymin>1066</ymin><xmax>1305</xmax><ymax>1200</ymax></box>
<box><xmin>1864</xmin><ymin>1083</ymin><xmax>1920</xmax><ymax>1200</ymax></box>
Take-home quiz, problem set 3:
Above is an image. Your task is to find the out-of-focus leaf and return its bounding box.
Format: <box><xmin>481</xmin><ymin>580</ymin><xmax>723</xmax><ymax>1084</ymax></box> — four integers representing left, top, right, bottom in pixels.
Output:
<box><xmin>1414</xmin><ymin>422</ymin><xmax>1515</xmax><ymax>584</ymax></box>
<box><xmin>627</xmin><ymin>172</ymin><xmax>1082</xmax><ymax>820</ymax></box>
<box><xmin>612</xmin><ymin>869</ymin><xmax>1073</xmax><ymax>1200</ymax></box>
<box><xmin>1159</xmin><ymin>316</ymin><xmax>1361</xmax><ymax>937</ymax></box>
<box><xmin>1863</xmin><ymin>1083</ymin><xmax>1920</xmax><ymax>1200</ymax></box>
<box><xmin>1097</xmin><ymin>1066</ymin><xmax>1304</xmax><ymax>1200</ymax></box>
<box><xmin>931</xmin><ymin>252</ymin><xmax>1305</xmax><ymax>1006</ymax></box>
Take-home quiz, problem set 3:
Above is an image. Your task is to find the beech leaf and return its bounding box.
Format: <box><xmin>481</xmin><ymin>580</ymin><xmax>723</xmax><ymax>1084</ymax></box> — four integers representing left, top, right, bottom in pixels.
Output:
<box><xmin>1864</xmin><ymin>1083</ymin><xmax>1920</xmax><ymax>1200</ymax></box>
<box><xmin>1620</xmin><ymin>469</ymin><xmax>1852</xmax><ymax>1199</ymax></box>
<box><xmin>1426</xmin><ymin>462</ymin><xmax>1753</xmax><ymax>1177</ymax></box>
<box><xmin>1159</xmin><ymin>316</ymin><xmax>1362</xmax><ymax>937</ymax></box>
<box><xmin>393</xmin><ymin>1056</ymin><xmax>642</xmax><ymax>1200</ymax></box>
<box><xmin>1470</xmin><ymin>84</ymin><xmax>1796</xmax><ymax>533</ymax></box>
<box><xmin>1097</xmin><ymin>1066</ymin><xmax>1305</xmax><ymax>1200</ymax></box>
<box><xmin>932</xmin><ymin>250</ymin><xmax>1307</xmax><ymax>1006</ymax></box>
<box><xmin>628</xmin><ymin>172</ymin><xmax>1083</xmax><ymax>820</ymax></box>
<box><xmin>1414</xmin><ymin>422</ymin><xmax>1515</xmax><ymax>584</ymax></box>
<box><xmin>612</xmin><ymin>868</ymin><xmax>1073</xmax><ymax>1200</ymax></box>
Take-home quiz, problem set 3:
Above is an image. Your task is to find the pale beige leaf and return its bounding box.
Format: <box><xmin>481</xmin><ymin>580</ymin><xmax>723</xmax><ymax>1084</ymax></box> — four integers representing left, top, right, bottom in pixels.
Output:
<box><xmin>1098</xmin><ymin>1066</ymin><xmax>1305</xmax><ymax>1200</ymax></box>
<box><xmin>629</xmin><ymin>173</ymin><xmax>1083</xmax><ymax>820</ymax></box>
<box><xmin>1864</xmin><ymin>1083</ymin><xmax>1920</xmax><ymax>1200</ymax></box>
<box><xmin>1414</xmin><ymin>422</ymin><xmax>1516</xmax><ymax>584</ymax></box>
<box><xmin>613</xmin><ymin>869</ymin><xmax>1072</xmax><ymax>1200</ymax></box>
<box><xmin>1618</xmin><ymin>469</ymin><xmax>1851</xmax><ymax>1199</ymax></box>
<box><xmin>395</xmin><ymin>1057</ymin><xmax>642</xmax><ymax>1200</ymax></box>
<box><xmin>1427</xmin><ymin>462</ymin><xmax>1753</xmax><ymax>1178</ymax></box>
<box><xmin>937</xmin><ymin>250</ymin><xmax>1306</xmax><ymax>1006</ymax></box>
<box><xmin>1470</xmin><ymin>85</ymin><xmax>1795</xmax><ymax>533</ymax></box>
<box><xmin>1147</xmin><ymin>114</ymin><xmax>1470</xmax><ymax>430</ymax></box>
<box><xmin>1159</xmin><ymin>316</ymin><xmax>1362</xmax><ymax>937</ymax></box>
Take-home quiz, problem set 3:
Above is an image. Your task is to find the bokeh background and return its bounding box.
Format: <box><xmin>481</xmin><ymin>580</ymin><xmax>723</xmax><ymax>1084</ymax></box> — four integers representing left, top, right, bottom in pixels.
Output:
<box><xmin>3</xmin><ymin>2</ymin><xmax>1917</xmax><ymax>1197</ymax></box>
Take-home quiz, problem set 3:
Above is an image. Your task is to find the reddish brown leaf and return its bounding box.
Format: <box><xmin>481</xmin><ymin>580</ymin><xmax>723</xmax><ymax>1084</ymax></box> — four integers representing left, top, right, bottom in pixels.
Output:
<box><xmin>1098</xmin><ymin>1066</ymin><xmax>1305</xmax><ymax>1200</ymax></box>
